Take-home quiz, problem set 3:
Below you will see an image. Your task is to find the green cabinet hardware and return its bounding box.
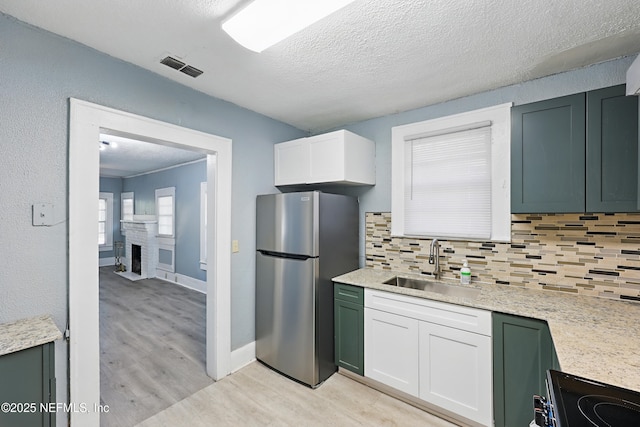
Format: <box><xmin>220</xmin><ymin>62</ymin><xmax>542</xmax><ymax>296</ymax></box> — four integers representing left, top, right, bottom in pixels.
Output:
<box><xmin>0</xmin><ymin>342</ymin><xmax>56</xmax><ymax>427</ymax></box>
<box><xmin>334</xmin><ymin>283</ymin><xmax>364</xmax><ymax>375</ymax></box>
<box><xmin>493</xmin><ymin>313</ymin><xmax>559</xmax><ymax>427</ymax></box>
<box><xmin>512</xmin><ymin>84</ymin><xmax>639</xmax><ymax>213</ymax></box>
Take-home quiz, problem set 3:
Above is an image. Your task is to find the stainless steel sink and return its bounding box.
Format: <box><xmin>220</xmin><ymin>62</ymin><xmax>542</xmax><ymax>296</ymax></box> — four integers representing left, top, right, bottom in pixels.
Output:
<box><xmin>383</xmin><ymin>276</ymin><xmax>481</xmax><ymax>299</ymax></box>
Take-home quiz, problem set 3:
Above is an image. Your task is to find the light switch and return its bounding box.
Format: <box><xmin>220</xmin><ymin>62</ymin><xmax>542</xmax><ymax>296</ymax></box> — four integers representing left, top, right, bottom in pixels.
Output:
<box><xmin>33</xmin><ymin>203</ymin><xmax>54</xmax><ymax>226</ymax></box>
<box><xmin>232</xmin><ymin>240</ymin><xmax>239</xmax><ymax>253</ymax></box>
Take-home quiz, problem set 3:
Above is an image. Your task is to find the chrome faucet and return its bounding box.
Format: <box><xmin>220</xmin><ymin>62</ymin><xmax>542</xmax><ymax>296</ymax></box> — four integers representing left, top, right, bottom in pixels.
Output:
<box><xmin>429</xmin><ymin>239</ymin><xmax>440</xmax><ymax>280</ymax></box>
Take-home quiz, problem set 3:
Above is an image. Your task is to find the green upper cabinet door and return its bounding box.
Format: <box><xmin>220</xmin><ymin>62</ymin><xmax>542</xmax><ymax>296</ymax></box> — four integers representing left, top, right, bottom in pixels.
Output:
<box><xmin>586</xmin><ymin>85</ymin><xmax>639</xmax><ymax>212</ymax></box>
<box><xmin>511</xmin><ymin>93</ymin><xmax>586</xmax><ymax>213</ymax></box>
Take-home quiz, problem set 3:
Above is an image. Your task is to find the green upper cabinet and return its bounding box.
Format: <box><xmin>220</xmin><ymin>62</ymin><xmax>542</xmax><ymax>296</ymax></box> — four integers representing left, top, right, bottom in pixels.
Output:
<box><xmin>512</xmin><ymin>85</ymin><xmax>639</xmax><ymax>213</ymax></box>
<box><xmin>587</xmin><ymin>85</ymin><xmax>639</xmax><ymax>212</ymax></box>
<box><xmin>511</xmin><ymin>93</ymin><xmax>586</xmax><ymax>213</ymax></box>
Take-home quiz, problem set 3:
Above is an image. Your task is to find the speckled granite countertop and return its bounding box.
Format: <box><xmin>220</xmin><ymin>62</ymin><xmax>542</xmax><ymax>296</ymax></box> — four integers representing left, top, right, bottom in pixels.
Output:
<box><xmin>333</xmin><ymin>268</ymin><xmax>640</xmax><ymax>392</ymax></box>
<box><xmin>0</xmin><ymin>315</ymin><xmax>62</xmax><ymax>357</ymax></box>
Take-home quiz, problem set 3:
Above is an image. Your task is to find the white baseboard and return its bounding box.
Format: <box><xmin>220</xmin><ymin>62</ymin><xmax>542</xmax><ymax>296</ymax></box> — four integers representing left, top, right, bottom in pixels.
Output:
<box><xmin>230</xmin><ymin>341</ymin><xmax>256</xmax><ymax>373</ymax></box>
<box><xmin>155</xmin><ymin>270</ymin><xmax>206</xmax><ymax>293</ymax></box>
<box><xmin>99</xmin><ymin>257</ymin><xmax>115</xmax><ymax>267</ymax></box>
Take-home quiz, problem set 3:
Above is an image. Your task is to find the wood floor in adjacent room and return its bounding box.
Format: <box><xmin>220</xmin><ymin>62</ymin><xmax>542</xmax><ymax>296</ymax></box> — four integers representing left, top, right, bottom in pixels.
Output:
<box><xmin>99</xmin><ymin>267</ymin><xmax>213</xmax><ymax>427</ymax></box>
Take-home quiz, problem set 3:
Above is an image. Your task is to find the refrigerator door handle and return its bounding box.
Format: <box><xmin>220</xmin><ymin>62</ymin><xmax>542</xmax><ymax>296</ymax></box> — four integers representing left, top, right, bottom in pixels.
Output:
<box><xmin>257</xmin><ymin>250</ymin><xmax>313</xmax><ymax>261</ymax></box>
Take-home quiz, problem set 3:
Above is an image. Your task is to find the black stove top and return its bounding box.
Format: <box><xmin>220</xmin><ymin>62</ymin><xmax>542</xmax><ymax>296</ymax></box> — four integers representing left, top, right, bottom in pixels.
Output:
<box><xmin>547</xmin><ymin>370</ymin><xmax>640</xmax><ymax>427</ymax></box>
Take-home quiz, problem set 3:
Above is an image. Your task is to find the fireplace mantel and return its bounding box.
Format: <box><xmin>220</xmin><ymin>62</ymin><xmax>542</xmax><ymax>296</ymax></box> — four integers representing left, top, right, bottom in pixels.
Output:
<box><xmin>121</xmin><ymin>214</ymin><xmax>157</xmax><ymax>225</ymax></box>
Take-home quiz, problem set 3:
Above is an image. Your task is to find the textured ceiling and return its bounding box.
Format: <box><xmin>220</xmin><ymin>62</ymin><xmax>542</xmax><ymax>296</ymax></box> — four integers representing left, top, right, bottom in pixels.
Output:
<box><xmin>2</xmin><ymin>0</ymin><xmax>640</xmax><ymax>135</ymax></box>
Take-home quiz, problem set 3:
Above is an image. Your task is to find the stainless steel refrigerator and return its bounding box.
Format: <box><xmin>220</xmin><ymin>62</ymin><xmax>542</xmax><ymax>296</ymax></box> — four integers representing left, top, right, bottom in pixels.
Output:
<box><xmin>255</xmin><ymin>191</ymin><xmax>359</xmax><ymax>387</ymax></box>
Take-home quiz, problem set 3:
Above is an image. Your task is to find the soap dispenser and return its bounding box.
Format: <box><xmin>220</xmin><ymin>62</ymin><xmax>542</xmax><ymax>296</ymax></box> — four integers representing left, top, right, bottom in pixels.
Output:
<box><xmin>460</xmin><ymin>260</ymin><xmax>471</xmax><ymax>285</ymax></box>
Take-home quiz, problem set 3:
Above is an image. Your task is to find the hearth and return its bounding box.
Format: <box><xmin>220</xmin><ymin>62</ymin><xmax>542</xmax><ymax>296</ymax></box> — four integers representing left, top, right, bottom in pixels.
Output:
<box><xmin>132</xmin><ymin>244</ymin><xmax>141</xmax><ymax>275</ymax></box>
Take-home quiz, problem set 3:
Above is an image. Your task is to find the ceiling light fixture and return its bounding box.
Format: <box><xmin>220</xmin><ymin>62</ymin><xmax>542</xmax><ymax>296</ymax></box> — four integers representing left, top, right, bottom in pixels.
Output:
<box><xmin>222</xmin><ymin>0</ymin><xmax>356</xmax><ymax>53</ymax></box>
<box><xmin>99</xmin><ymin>140</ymin><xmax>117</xmax><ymax>150</ymax></box>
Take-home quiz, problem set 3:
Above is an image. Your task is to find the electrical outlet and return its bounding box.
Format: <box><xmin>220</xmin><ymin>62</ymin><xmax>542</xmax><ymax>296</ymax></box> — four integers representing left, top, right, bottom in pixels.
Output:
<box><xmin>232</xmin><ymin>240</ymin><xmax>239</xmax><ymax>253</ymax></box>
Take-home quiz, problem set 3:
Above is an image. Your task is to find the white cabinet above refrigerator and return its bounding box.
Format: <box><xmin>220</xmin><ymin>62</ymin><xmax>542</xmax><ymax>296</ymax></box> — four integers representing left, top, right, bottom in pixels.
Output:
<box><xmin>627</xmin><ymin>54</ymin><xmax>640</xmax><ymax>95</ymax></box>
<box><xmin>274</xmin><ymin>130</ymin><xmax>375</xmax><ymax>186</ymax></box>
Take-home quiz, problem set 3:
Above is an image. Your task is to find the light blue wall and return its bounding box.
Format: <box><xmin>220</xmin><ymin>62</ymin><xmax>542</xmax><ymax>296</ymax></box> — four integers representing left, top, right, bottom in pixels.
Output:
<box><xmin>123</xmin><ymin>160</ymin><xmax>207</xmax><ymax>281</ymax></box>
<box><xmin>99</xmin><ymin>177</ymin><xmax>124</xmax><ymax>259</ymax></box>
<box><xmin>319</xmin><ymin>55</ymin><xmax>638</xmax><ymax>266</ymax></box>
<box><xmin>0</xmin><ymin>12</ymin><xmax>306</xmax><ymax>409</ymax></box>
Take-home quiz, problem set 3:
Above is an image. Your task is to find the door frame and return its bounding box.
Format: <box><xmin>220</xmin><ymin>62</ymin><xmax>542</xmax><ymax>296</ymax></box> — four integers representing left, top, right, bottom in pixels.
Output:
<box><xmin>69</xmin><ymin>98</ymin><xmax>232</xmax><ymax>426</ymax></box>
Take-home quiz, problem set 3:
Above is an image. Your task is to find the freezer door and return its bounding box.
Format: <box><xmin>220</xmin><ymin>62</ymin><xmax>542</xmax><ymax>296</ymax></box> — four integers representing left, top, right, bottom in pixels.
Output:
<box><xmin>256</xmin><ymin>192</ymin><xmax>318</xmax><ymax>257</ymax></box>
<box><xmin>255</xmin><ymin>251</ymin><xmax>318</xmax><ymax>386</ymax></box>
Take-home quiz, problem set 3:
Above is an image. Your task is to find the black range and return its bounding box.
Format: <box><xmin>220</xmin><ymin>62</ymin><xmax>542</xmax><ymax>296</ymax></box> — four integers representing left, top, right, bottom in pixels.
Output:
<box><xmin>534</xmin><ymin>370</ymin><xmax>640</xmax><ymax>426</ymax></box>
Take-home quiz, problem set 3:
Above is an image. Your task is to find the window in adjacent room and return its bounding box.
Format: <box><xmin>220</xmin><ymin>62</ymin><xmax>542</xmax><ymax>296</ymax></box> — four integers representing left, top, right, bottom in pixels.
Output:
<box><xmin>121</xmin><ymin>192</ymin><xmax>134</xmax><ymax>221</ymax></box>
<box><xmin>391</xmin><ymin>103</ymin><xmax>512</xmax><ymax>242</ymax></box>
<box><xmin>200</xmin><ymin>182</ymin><xmax>207</xmax><ymax>270</ymax></box>
<box><xmin>155</xmin><ymin>187</ymin><xmax>175</xmax><ymax>238</ymax></box>
<box><xmin>98</xmin><ymin>192</ymin><xmax>114</xmax><ymax>251</ymax></box>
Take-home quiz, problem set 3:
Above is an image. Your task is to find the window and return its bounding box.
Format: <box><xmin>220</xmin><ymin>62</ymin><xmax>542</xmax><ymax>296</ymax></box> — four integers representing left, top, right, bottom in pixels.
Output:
<box><xmin>155</xmin><ymin>187</ymin><xmax>175</xmax><ymax>237</ymax></box>
<box><xmin>121</xmin><ymin>192</ymin><xmax>134</xmax><ymax>221</ymax></box>
<box><xmin>98</xmin><ymin>192</ymin><xmax>114</xmax><ymax>250</ymax></box>
<box><xmin>391</xmin><ymin>103</ymin><xmax>512</xmax><ymax>242</ymax></box>
<box><xmin>200</xmin><ymin>182</ymin><xmax>207</xmax><ymax>270</ymax></box>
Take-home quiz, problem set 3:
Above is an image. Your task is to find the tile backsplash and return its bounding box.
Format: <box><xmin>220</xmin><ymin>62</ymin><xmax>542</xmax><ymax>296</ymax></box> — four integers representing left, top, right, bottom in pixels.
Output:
<box><xmin>365</xmin><ymin>212</ymin><xmax>640</xmax><ymax>302</ymax></box>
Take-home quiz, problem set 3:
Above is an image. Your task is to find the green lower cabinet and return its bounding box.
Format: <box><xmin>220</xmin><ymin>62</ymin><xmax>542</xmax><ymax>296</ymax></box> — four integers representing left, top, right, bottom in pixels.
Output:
<box><xmin>493</xmin><ymin>313</ymin><xmax>559</xmax><ymax>427</ymax></box>
<box><xmin>0</xmin><ymin>342</ymin><xmax>56</xmax><ymax>427</ymax></box>
<box><xmin>334</xmin><ymin>283</ymin><xmax>364</xmax><ymax>376</ymax></box>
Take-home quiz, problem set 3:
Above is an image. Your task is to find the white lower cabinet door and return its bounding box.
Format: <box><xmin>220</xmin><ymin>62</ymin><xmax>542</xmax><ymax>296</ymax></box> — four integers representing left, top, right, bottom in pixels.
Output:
<box><xmin>364</xmin><ymin>308</ymin><xmax>419</xmax><ymax>396</ymax></box>
<box><xmin>418</xmin><ymin>322</ymin><xmax>492</xmax><ymax>426</ymax></box>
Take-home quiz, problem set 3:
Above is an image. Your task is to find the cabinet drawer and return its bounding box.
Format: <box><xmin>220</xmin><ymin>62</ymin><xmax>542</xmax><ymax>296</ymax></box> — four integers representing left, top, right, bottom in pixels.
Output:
<box><xmin>334</xmin><ymin>283</ymin><xmax>364</xmax><ymax>305</ymax></box>
<box><xmin>365</xmin><ymin>288</ymin><xmax>491</xmax><ymax>336</ymax></box>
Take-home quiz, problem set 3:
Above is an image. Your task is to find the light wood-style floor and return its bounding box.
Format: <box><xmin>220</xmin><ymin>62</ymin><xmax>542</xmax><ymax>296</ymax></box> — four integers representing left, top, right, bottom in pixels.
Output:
<box><xmin>101</xmin><ymin>267</ymin><xmax>457</xmax><ymax>426</ymax></box>
<box><xmin>99</xmin><ymin>267</ymin><xmax>213</xmax><ymax>427</ymax></box>
<box><xmin>137</xmin><ymin>362</ymin><xmax>458</xmax><ymax>426</ymax></box>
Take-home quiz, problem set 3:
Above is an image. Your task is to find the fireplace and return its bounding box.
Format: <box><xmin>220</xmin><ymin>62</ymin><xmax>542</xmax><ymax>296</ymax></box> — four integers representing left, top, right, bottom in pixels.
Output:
<box><xmin>120</xmin><ymin>216</ymin><xmax>158</xmax><ymax>280</ymax></box>
<box><xmin>131</xmin><ymin>244</ymin><xmax>142</xmax><ymax>275</ymax></box>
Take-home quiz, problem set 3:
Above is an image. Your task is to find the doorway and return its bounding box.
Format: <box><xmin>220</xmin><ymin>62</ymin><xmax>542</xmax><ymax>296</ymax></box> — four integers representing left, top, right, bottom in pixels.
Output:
<box><xmin>69</xmin><ymin>99</ymin><xmax>232</xmax><ymax>426</ymax></box>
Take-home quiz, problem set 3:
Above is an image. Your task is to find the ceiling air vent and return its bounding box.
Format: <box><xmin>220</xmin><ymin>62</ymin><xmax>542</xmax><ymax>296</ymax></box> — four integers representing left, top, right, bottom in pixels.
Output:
<box><xmin>180</xmin><ymin>65</ymin><xmax>203</xmax><ymax>78</ymax></box>
<box><xmin>160</xmin><ymin>56</ymin><xmax>203</xmax><ymax>78</ymax></box>
<box><xmin>160</xmin><ymin>56</ymin><xmax>186</xmax><ymax>70</ymax></box>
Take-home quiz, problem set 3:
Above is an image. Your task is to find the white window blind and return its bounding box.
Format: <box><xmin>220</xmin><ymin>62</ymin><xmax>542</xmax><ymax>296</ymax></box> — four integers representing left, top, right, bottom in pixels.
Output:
<box><xmin>98</xmin><ymin>198</ymin><xmax>107</xmax><ymax>245</ymax></box>
<box><xmin>157</xmin><ymin>195</ymin><xmax>174</xmax><ymax>236</ymax></box>
<box><xmin>121</xmin><ymin>192</ymin><xmax>134</xmax><ymax>221</ymax></box>
<box><xmin>404</xmin><ymin>125</ymin><xmax>492</xmax><ymax>239</ymax></box>
<box><xmin>98</xmin><ymin>192</ymin><xmax>114</xmax><ymax>250</ymax></box>
<box><xmin>200</xmin><ymin>182</ymin><xmax>207</xmax><ymax>270</ymax></box>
